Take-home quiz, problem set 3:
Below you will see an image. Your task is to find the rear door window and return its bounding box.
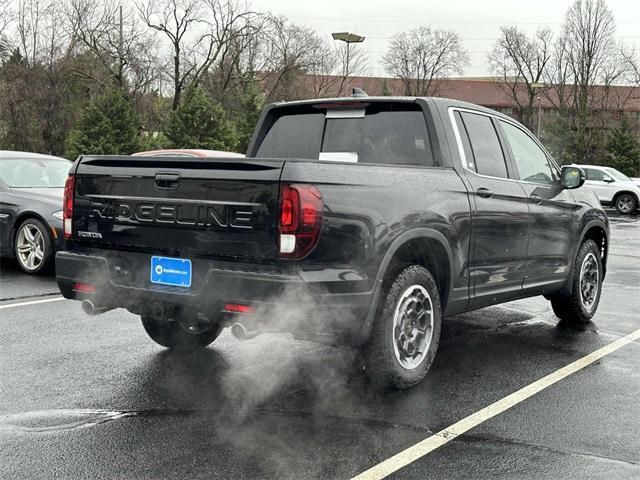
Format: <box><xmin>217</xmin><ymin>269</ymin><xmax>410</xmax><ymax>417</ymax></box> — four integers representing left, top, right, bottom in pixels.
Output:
<box><xmin>255</xmin><ymin>105</ymin><xmax>436</xmax><ymax>166</ymax></box>
<box><xmin>458</xmin><ymin>111</ymin><xmax>509</xmax><ymax>179</ymax></box>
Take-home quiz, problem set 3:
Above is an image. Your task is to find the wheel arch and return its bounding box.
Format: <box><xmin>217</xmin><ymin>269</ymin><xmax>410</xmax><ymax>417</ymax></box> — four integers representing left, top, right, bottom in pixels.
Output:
<box><xmin>353</xmin><ymin>228</ymin><xmax>454</xmax><ymax>346</ymax></box>
<box><xmin>612</xmin><ymin>189</ymin><xmax>639</xmax><ymax>204</ymax></box>
<box><xmin>557</xmin><ymin>221</ymin><xmax>608</xmax><ymax>299</ymax></box>
<box><xmin>579</xmin><ymin>222</ymin><xmax>608</xmax><ymax>278</ymax></box>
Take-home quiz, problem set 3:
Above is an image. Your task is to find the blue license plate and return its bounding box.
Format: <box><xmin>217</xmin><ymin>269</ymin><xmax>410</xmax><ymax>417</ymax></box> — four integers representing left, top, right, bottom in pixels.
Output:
<box><xmin>150</xmin><ymin>256</ymin><xmax>192</xmax><ymax>288</ymax></box>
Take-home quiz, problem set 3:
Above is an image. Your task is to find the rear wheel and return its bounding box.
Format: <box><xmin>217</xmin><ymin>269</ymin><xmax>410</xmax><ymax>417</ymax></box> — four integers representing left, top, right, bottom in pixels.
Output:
<box><xmin>614</xmin><ymin>193</ymin><xmax>637</xmax><ymax>214</ymax></box>
<box><xmin>550</xmin><ymin>239</ymin><xmax>602</xmax><ymax>325</ymax></box>
<box><xmin>14</xmin><ymin>218</ymin><xmax>53</xmax><ymax>274</ymax></box>
<box><xmin>364</xmin><ymin>265</ymin><xmax>442</xmax><ymax>389</ymax></box>
<box><xmin>141</xmin><ymin>311</ymin><xmax>223</xmax><ymax>351</ymax></box>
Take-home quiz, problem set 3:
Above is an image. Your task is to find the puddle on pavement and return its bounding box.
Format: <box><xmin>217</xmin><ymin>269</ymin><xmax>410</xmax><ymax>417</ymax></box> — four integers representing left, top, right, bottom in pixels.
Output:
<box><xmin>0</xmin><ymin>408</ymin><xmax>433</xmax><ymax>436</ymax></box>
<box><xmin>0</xmin><ymin>409</ymin><xmax>140</xmax><ymax>433</ymax></box>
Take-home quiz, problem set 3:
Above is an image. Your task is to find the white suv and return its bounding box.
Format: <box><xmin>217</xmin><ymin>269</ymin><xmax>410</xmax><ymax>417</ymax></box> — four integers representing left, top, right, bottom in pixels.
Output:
<box><xmin>576</xmin><ymin>165</ymin><xmax>640</xmax><ymax>214</ymax></box>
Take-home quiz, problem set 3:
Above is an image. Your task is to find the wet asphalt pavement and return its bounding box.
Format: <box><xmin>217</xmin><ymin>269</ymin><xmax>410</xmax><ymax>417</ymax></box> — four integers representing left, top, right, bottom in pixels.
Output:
<box><xmin>1</xmin><ymin>212</ymin><xmax>639</xmax><ymax>479</ymax></box>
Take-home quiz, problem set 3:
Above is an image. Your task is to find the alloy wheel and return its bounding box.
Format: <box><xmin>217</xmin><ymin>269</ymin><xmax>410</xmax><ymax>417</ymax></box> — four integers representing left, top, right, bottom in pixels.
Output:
<box><xmin>392</xmin><ymin>284</ymin><xmax>434</xmax><ymax>370</ymax></box>
<box><xmin>616</xmin><ymin>196</ymin><xmax>635</xmax><ymax>214</ymax></box>
<box><xmin>579</xmin><ymin>252</ymin><xmax>599</xmax><ymax>311</ymax></box>
<box><xmin>16</xmin><ymin>223</ymin><xmax>46</xmax><ymax>272</ymax></box>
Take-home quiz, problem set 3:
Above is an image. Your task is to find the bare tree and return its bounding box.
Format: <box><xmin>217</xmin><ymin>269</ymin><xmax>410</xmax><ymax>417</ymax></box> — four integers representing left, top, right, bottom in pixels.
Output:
<box><xmin>137</xmin><ymin>0</ymin><xmax>258</xmax><ymax>109</ymax></box>
<box><xmin>0</xmin><ymin>0</ymin><xmax>13</xmax><ymax>59</ymax></box>
<box><xmin>544</xmin><ymin>33</ymin><xmax>573</xmax><ymax>113</ymax></box>
<box><xmin>258</xmin><ymin>15</ymin><xmax>327</xmax><ymax>101</ymax></box>
<box><xmin>562</xmin><ymin>0</ymin><xmax>627</xmax><ymax>159</ymax></box>
<box><xmin>488</xmin><ymin>26</ymin><xmax>552</xmax><ymax>131</ymax></box>
<box><xmin>66</xmin><ymin>0</ymin><xmax>159</xmax><ymax>92</ymax></box>
<box><xmin>383</xmin><ymin>26</ymin><xmax>469</xmax><ymax>96</ymax></box>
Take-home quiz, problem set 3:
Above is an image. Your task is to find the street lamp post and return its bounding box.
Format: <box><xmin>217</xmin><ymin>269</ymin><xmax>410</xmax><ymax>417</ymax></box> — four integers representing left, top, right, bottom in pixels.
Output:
<box><xmin>332</xmin><ymin>32</ymin><xmax>365</xmax><ymax>95</ymax></box>
<box><xmin>531</xmin><ymin>83</ymin><xmax>546</xmax><ymax>139</ymax></box>
<box><xmin>537</xmin><ymin>95</ymin><xmax>542</xmax><ymax>139</ymax></box>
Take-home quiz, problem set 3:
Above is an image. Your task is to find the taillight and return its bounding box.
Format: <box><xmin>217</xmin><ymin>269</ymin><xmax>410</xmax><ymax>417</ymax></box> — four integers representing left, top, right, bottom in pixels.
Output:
<box><xmin>63</xmin><ymin>175</ymin><xmax>75</xmax><ymax>239</ymax></box>
<box><xmin>278</xmin><ymin>184</ymin><xmax>323</xmax><ymax>259</ymax></box>
<box><xmin>224</xmin><ymin>303</ymin><xmax>254</xmax><ymax>314</ymax></box>
<box><xmin>73</xmin><ymin>282</ymin><xmax>95</xmax><ymax>293</ymax></box>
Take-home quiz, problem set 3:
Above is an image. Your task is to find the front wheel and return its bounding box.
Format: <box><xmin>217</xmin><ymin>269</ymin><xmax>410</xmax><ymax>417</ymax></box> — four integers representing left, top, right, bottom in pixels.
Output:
<box><xmin>364</xmin><ymin>265</ymin><xmax>442</xmax><ymax>389</ymax></box>
<box><xmin>614</xmin><ymin>193</ymin><xmax>637</xmax><ymax>214</ymax></box>
<box><xmin>141</xmin><ymin>312</ymin><xmax>223</xmax><ymax>352</ymax></box>
<box><xmin>550</xmin><ymin>239</ymin><xmax>603</xmax><ymax>325</ymax></box>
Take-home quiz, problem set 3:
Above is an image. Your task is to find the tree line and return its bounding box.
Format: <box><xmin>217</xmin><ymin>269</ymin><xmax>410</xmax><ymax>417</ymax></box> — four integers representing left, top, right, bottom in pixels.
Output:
<box><xmin>488</xmin><ymin>0</ymin><xmax>640</xmax><ymax>174</ymax></box>
<box><xmin>0</xmin><ymin>0</ymin><xmax>372</xmax><ymax>157</ymax></box>
<box><xmin>0</xmin><ymin>0</ymin><xmax>638</xmax><ymax>175</ymax></box>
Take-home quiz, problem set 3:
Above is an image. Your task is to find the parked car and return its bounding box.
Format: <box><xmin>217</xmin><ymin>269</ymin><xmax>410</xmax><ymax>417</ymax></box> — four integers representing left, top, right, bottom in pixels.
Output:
<box><xmin>0</xmin><ymin>151</ymin><xmax>71</xmax><ymax>274</ymax></box>
<box><xmin>55</xmin><ymin>95</ymin><xmax>608</xmax><ymax>389</ymax></box>
<box><xmin>577</xmin><ymin>164</ymin><xmax>640</xmax><ymax>214</ymax></box>
<box><xmin>132</xmin><ymin>149</ymin><xmax>244</xmax><ymax>158</ymax></box>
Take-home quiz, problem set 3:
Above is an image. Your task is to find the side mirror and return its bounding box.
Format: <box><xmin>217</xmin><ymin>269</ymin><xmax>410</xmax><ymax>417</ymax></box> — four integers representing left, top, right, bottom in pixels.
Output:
<box><xmin>603</xmin><ymin>175</ymin><xmax>614</xmax><ymax>183</ymax></box>
<box><xmin>561</xmin><ymin>166</ymin><xmax>585</xmax><ymax>189</ymax></box>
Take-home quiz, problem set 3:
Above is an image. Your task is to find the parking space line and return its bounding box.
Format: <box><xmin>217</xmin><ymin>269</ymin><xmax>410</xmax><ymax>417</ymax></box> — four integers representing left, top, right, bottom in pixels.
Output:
<box><xmin>352</xmin><ymin>328</ymin><xmax>640</xmax><ymax>480</ymax></box>
<box><xmin>0</xmin><ymin>297</ymin><xmax>65</xmax><ymax>310</ymax></box>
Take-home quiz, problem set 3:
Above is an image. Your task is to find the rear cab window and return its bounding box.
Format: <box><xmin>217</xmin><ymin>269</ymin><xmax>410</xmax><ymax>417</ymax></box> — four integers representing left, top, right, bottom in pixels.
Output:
<box><xmin>254</xmin><ymin>102</ymin><xmax>438</xmax><ymax>167</ymax></box>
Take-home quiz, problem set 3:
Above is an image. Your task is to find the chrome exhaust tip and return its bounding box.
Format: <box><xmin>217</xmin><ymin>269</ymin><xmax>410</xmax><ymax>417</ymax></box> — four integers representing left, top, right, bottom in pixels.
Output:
<box><xmin>230</xmin><ymin>323</ymin><xmax>247</xmax><ymax>340</ymax></box>
<box><xmin>81</xmin><ymin>299</ymin><xmax>111</xmax><ymax>316</ymax></box>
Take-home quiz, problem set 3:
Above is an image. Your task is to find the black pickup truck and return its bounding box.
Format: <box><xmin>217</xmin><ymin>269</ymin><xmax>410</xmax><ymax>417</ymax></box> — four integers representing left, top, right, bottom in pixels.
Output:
<box><xmin>56</xmin><ymin>95</ymin><xmax>609</xmax><ymax>388</ymax></box>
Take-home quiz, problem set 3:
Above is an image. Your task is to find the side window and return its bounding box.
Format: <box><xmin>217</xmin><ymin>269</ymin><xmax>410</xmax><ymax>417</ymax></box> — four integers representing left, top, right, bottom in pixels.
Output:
<box><xmin>459</xmin><ymin>112</ymin><xmax>509</xmax><ymax>179</ymax></box>
<box><xmin>586</xmin><ymin>168</ymin><xmax>605</xmax><ymax>181</ymax></box>
<box><xmin>499</xmin><ymin>121</ymin><xmax>556</xmax><ymax>185</ymax></box>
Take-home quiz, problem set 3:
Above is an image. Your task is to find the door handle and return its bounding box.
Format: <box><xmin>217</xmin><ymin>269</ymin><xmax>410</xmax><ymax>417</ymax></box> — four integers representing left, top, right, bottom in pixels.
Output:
<box><xmin>155</xmin><ymin>172</ymin><xmax>180</xmax><ymax>189</ymax></box>
<box><xmin>476</xmin><ymin>187</ymin><xmax>492</xmax><ymax>198</ymax></box>
<box><xmin>529</xmin><ymin>193</ymin><xmax>543</xmax><ymax>204</ymax></box>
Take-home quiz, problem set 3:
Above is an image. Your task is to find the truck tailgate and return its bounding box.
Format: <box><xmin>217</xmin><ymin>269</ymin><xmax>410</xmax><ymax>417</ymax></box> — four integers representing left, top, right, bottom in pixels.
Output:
<box><xmin>72</xmin><ymin>156</ymin><xmax>283</xmax><ymax>260</ymax></box>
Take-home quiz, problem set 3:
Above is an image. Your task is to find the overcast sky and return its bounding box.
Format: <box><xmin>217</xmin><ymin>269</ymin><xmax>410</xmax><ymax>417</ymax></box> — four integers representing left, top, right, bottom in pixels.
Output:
<box><xmin>250</xmin><ymin>0</ymin><xmax>640</xmax><ymax>77</ymax></box>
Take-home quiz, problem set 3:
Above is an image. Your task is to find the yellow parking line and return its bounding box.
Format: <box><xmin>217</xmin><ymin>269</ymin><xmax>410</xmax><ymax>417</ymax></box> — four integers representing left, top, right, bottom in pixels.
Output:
<box><xmin>352</xmin><ymin>327</ymin><xmax>640</xmax><ymax>480</ymax></box>
<box><xmin>0</xmin><ymin>297</ymin><xmax>65</xmax><ymax>310</ymax></box>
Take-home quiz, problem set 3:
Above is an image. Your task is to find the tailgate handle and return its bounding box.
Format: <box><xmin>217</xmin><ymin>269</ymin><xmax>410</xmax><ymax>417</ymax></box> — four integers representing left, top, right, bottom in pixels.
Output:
<box><xmin>155</xmin><ymin>173</ymin><xmax>180</xmax><ymax>189</ymax></box>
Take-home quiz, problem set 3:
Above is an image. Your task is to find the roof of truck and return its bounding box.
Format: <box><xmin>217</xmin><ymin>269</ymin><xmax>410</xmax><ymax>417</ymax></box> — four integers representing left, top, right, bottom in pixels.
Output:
<box><xmin>268</xmin><ymin>95</ymin><xmax>513</xmax><ymax>121</ymax></box>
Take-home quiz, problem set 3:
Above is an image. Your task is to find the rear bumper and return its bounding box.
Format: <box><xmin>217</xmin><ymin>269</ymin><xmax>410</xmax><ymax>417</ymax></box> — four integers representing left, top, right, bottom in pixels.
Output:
<box><xmin>55</xmin><ymin>250</ymin><xmax>374</xmax><ymax>345</ymax></box>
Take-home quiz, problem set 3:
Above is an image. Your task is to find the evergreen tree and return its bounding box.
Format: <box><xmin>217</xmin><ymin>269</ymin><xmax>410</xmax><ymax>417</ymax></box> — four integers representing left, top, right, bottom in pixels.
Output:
<box><xmin>235</xmin><ymin>79</ymin><xmax>264</xmax><ymax>153</ymax></box>
<box><xmin>541</xmin><ymin>114</ymin><xmax>578</xmax><ymax>165</ymax></box>
<box><xmin>381</xmin><ymin>80</ymin><xmax>391</xmax><ymax>96</ymax></box>
<box><xmin>65</xmin><ymin>88</ymin><xmax>139</xmax><ymax>159</ymax></box>
<box><xmin>165</xmin><ymin>86</ymin><xmax>237</xmax><ymax>151</ymax></box>
<box><xmin>606</xmin><ymin>115</ymin><xmax>640</xmax><ymax>176</ymax></box>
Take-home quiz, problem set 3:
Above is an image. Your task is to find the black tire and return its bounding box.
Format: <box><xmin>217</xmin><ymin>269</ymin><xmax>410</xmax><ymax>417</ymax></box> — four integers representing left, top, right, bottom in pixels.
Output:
<box><xmin>614</xmin><ymin>193</ymin><xmax>637</xmax><ymax>215</ymax></box>
<box><xmin>141</xmin><ymin>314</ymin><xmax>223</xmax><ymax>352</ymax></box>
<box><xmin>550</xmin><ymin>239</ymin><xmax>602</xmax><ymax>325</ymax></box>
<box><xmin>14</xmin><ymin>218</ymin><xmax>54</xmax><ymax>275</ymax></box>
<box><xmin>364</xmin><ymin>265</ymin><xmax>442</xmax><ymax>389</ymax></box>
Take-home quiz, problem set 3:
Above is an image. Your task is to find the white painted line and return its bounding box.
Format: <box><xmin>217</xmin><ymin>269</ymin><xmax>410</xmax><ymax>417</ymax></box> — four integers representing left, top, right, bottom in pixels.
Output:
<box><xmin>352</xmin><ymin>327</ymin><xmax>640</xmax><ymax>480</ymax></box>
<box><xmin>0</xmin><ymin>296</ymin><xmax>65</xmax><ymax>310</ymax></box>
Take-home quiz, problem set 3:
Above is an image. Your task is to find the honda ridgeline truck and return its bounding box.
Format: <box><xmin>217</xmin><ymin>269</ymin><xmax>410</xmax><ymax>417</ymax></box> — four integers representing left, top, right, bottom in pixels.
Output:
<box><xmin>56</xmin><ymin>94</ymin><xmax>609</xmax><ymax>389</ymax></box>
